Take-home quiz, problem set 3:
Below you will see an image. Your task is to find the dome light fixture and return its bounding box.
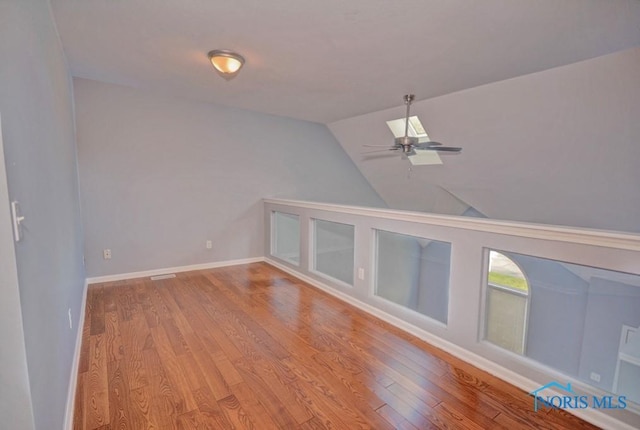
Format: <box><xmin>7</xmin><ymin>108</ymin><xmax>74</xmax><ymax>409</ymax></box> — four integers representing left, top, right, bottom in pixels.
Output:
<box><xmin>208</xmin><ymin>49</ymin><xmax>245</xmax><ymax>79</ymax></box>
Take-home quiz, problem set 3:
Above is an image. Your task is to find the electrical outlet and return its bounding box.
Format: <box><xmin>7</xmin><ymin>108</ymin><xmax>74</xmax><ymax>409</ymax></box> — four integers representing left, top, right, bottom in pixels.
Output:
<box><xmin>103</xmin><ymin>248</ymin><xmax>112</xmax><ymax>260</ymax></box>
<box><xmin>358</xmin><ymin>268</ymin><xmax>365</xmax><ymax>280</ymax></box>
<box><xmin>206</xmin><ymin>240</ymin><xmax>212</xmax><ymax>249</ymax></box>
<box><xmin>68</xmin><ymin>308</ymin><xmax>73</xmax><ymax>329</ymax></box>
<box><xmin>590</xmin><ymin>372</ymin><xmax>601</xmax><ymax>382</ymax></box>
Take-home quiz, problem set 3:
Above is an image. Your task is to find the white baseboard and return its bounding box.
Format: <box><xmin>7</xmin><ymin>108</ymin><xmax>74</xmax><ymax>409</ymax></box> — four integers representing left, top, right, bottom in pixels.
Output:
<box><xmin>64</xmin><ymin>279</ymin><xmax>89</xmax><ymax>430</ymax></box>
<box><xmin>86</xmin><ymin>257</ymin><xmax>265</xmax><ymax>284</ymax></box>
<box><xmin>264</xmin><ymin>258</ymin><xmax>637</xmax><ymax>430</ymax></box>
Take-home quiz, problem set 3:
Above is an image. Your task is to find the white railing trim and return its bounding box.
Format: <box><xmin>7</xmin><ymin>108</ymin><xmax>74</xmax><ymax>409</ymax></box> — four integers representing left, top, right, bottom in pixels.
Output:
<box><xmin>264</xmin><ymin>198</ymin><xmax>640</xmax><ymax>251</ymax></box>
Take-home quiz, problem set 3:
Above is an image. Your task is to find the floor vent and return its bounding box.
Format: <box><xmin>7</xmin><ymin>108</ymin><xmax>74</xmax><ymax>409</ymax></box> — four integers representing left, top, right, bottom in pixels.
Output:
<box><xmin>150</xmin><ymin>273</ymin><xmax>176</xmax><ymax>281</ymax></box>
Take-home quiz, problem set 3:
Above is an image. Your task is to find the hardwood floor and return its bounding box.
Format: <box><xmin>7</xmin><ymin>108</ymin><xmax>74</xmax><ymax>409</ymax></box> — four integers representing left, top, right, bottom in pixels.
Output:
<box><xmin>73</xmin><ymin>262</ymin><xmax>598</xmax><ymax>429</ymax></box>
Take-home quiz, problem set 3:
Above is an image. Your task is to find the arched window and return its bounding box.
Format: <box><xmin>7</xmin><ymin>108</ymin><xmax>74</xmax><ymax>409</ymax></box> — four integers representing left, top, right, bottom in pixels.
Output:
<box><xmin>484</xmin><ymin>250</ymin><xmax>530</xmax><ymax>354</ymax></box>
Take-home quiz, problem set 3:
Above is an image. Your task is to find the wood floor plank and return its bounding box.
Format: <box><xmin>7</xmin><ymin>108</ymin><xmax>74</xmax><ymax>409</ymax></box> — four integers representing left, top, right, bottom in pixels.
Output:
<box><xmin>192</xmin><ymin>387</ymin><xmax>235</xmax><ymax>428</ymax></box>
<box><xmin>103</xmin><ymin>285</ymin><xmax>117</xmax><ymax>314</ymax></box>
<box><xmin>136</xmin><ymin>281</ymin><xmax>160</xmax><ymax>329</ymax></box>
<box><xmin>148</xmin><ymin>372</ymin><xmax>182</xmax><ymax>428</ymax></box>
<box><xmin>217</xmin><ymin>394</ymin><xmax>256</xmax><ymax>430</ymax></box>
<box><xmin>371</xmin><ymin>380</ymin><xmax>444</xmax><ymax>429</ymax></box>
<box><xmin>73</xmin><ymin>263</ymin><xmax>601</xmax><ymax>430</ymax></box>
<box><xmin>119</xmin><ymin>315</ymin><xmax>151</xmax><ymax>391</ymax></box>
<box><xmin>283</xmin><ymin>356</ymin><xmax>394</xmax><ymax>430</ymax></box>
<box><xmin>90</xmin><ymin>286</ymin><xmax>105</xmax><ymax>335</ymax></box>
<box><xmin>78</xmin><ymin>314</ymin><xmax>92</xmax><ymax>374</ymax></box>
<box><xmin>86</xmin><ymin>334</ymin><xmax>109</xmax><ymax>429</ymax></box>
<box><xmin>73</xmin><ymin>372</ymin><xmax>86</xmax><ymax>430</ymax></box>
<box><xmin>231</xmin><ymin>359</ymin><xmax>299</xmax><ymax>428</ymax></box>
<box><xmin>230</xmin><ymin>382</ymin><xmax>281</xmax><ymax>430</ymax></box>
<box><xmin>115</xmin><ymin>283</ymin><xmax>139</xmax><ymax>323</ymax></box>
<box><xmin>211</xmin><ymin>354</ymin><xmax>244</xmax><ymax>387</ymax></box>
<box><xmin>233</xmin><ymin>357</ymin><xmax>312</xmax><ymax>425</ymax></box>
<box><xmin>129</xmin><ymin>384</ymin><xmax>159</xmax><ymax>429</ymax></box>
<box><xmin>179</xmin><ymin>277</ymin><xmax>246</xmax><ymax>362</ymax></box>
<box><xmin>285</xmin><ymin>380</ymin><xmax>358</xmax><ymax>430</ymax></box>
<box><xmin>183</xmin><ymin>330</ymin><xmax>232</xmax><ymax>400</ymax></box>
<box><xmin>107</xmin><ymin>358</ymin><xmax>146</xmax><ymax>429</ymax></box>
<box><xmin>297</xmin><ymin>415</ymin><xmax>328</xmax><ymax>430</ymax></box>
<box><xmin>198</xmin><ymin>274</ymin><xmax>292</xmax><ymax>360</ymax></box>
<box><xmin>376</xmin><ymin>403</ymin><xmax>420</xmax><ymax>430</ymax></box>
<box><xmin>433</xmin><ymin>401</ymin><xmax>491</xmax><ymax>430</ymax></box>
<box><xmin>157</xmin><ymin>280</ymin><xmax>194</xmax><ymax>337</ymax></box>
<box><xmin>104</xmin><ymin>311</ymin><xmax>124</xmax><ymax>363</ymax></box>
<box><xmin>159</xmin><ymin>317</ymin><xmax>188</xmax><ymax>356</ymax></box>
<box><xmin>150</xmin><ymin>325</ymin><xmax>198</xmax><ymax>414</ymax></box>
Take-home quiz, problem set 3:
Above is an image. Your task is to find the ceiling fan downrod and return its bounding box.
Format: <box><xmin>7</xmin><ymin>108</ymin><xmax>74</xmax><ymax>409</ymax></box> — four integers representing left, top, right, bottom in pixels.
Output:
<box><xmin>400</xmin><ymin>94</ymin><xmax>416</xmax><ymax>153</ymax></box>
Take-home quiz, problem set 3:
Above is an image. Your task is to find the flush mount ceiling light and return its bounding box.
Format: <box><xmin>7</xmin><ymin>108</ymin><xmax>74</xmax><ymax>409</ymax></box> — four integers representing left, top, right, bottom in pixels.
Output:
<box><xmin>208</xmin><ymin>49</ymin><xmax>245</xmax><ymax>79</ymax></box>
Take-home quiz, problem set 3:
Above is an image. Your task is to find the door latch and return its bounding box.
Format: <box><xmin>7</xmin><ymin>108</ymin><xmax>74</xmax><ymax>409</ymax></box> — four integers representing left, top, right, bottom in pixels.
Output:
<box><xmin>11</xmin><ymin>201</ymin><xmax>25</xmax><ymax>242</ymax></box>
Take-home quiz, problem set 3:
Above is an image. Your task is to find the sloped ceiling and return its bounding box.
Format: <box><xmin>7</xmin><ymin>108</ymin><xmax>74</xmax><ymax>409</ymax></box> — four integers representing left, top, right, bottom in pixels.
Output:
<box><xmin>50</xmin><ymin>0</ymin><xmax>640</xmax><ymax>232</ymax></box>
<box><xmin>329</xmin><ymin>47</ymin><xmax>640</xmax><ymax>233</ymax></box>
<box><xmin>50</xmin><ymin>0</ymin><xmax>640</xmax><ymax>123</ymax></box>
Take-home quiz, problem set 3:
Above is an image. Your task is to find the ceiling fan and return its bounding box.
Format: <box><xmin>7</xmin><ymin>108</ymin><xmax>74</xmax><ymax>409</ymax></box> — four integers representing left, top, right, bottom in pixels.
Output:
<box><xmin>364</xmin><ymin>94</ymin><xmax>462</xmax><ymax>157</ymax></box>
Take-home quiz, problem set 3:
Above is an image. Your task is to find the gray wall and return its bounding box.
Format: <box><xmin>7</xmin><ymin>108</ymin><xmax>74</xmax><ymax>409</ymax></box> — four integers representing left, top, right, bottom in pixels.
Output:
<box><xmin>578</xmin><ymin>277</ymin><xmax>640</xmax><ymax>391</ymax></box>
<box><xmin>375</xmin><ymin>231</ymin><xmax>451</xmax><ymax>325</ymax></box>
<box><xmin>272</xmin><ymin>212</ymin><xmax>301</xmax><ymax>262</ymax></box>
<box><xmin>0</xmin><ymin>0</ymin><xmax>86</xmax><ymax>429</ymax></box>
<box><xmin>74</xmin><ymin>78</ymin><xmax>384</xmax><ymax>277</ymax></box>
<box><xmin>314</xmin><ymin>220</ymin><xmax>356</xmax><ymax>285</ymax></box>
<box><xmin>0</xmin><ymin>122</ymin><xmax>35</xmax><ymax>429</ymax></box>
<box><xmin>376</xmin><ymin>231</ymin><xmax>422</xmax><ymax>306</ymax></box>
<box><xmin>416</xmin><ymin>240</ymin><xmax>451</xmax><ymax>324</ymax></box>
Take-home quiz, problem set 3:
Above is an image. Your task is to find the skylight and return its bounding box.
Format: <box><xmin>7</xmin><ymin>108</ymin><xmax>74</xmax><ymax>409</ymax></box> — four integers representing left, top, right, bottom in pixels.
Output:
<box><xmin>386</xmin><ymin>116</ymin><xmax>442</xmax><ymax>165</ymax></box>
<box><xmin>386</xmin><ymin>116</ymin><xmax>431</xmax><ymax>142</ymax></box>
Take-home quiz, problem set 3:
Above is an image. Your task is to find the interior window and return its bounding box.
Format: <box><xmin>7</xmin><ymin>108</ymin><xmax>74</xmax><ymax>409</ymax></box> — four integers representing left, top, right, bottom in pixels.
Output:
<box><xmin>485</xmin><ymin>250</ymin><xmax>529</xmax><ymax>354</ymax></box>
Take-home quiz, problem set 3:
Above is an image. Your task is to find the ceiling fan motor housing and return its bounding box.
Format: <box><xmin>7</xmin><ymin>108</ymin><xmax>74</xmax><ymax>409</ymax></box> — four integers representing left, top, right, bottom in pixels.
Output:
<box><xmin>395</xmin><ymin>136</ymin><xmax>419</xmax><ymax>152</ymax></box>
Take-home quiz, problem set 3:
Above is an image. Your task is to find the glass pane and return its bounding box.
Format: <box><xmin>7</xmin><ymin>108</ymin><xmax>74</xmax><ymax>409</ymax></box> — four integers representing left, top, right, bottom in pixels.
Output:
<box><xmin>489</xmin><ymin>251</ymin><xmax>528</xmax><ymax>292</ymax></box>
<box><xmin>375</xmin><ymin>230</ymin><xmax>451</xmax><ymax>324</ymax></box>
<box><xmin>313</xmin><ymin>219</ymin><xmax>355</xmax><ymax>285</ymax></box>
<box><xmin>485</xmin><ymin>286</ymin><xmax>527</xmax><ymax>354</ymax></box>
<box><xmin>484</xmin><ymin>249</ymin><xmax>640</xmax><ymax>405</ymax></box>
<box><xmin>272</xmin><ymin>212</ymin><xmax>300</xmax><ymax>265</ymax></box>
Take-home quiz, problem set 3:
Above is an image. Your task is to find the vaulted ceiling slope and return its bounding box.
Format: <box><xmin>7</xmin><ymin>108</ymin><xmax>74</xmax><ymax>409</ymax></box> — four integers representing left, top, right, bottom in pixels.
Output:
<box><xmin>51</xmin><ymin>0</ymin><xmax>640</xmax><ymax>123</ymax></box>
<box><xmin>329</xmin><ymin>47</ymin><xmax>640</xmax><ymax>233</ymax></box>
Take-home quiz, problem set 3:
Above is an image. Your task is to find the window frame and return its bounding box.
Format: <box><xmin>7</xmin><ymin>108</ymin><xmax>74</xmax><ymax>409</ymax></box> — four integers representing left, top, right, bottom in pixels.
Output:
<box><xmin>482</xmin><ymin>249</ymin><xmax>531</xmax><ymax>355</ymax></box>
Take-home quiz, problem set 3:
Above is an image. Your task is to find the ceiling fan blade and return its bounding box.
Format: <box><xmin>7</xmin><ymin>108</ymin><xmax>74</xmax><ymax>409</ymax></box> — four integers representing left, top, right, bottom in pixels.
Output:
<box><xmin>414</xmin><ymin>141</ymin><xmax>443</xmax><ymax>149</ymax></box>
<box><xmin>362</xmin><ymin>148</ymin><xmax>400</xmax><ymax>154</ymax></box>
<box><xmin>363</xmin><ymin>144</ymin><xmax>395</xmax><ymax>148</ymax></box>
<box><xmin>362</xmin><ymin>152</ymin><xmax>399</xmax><ymax>160</ymax></box>
<box><xmin>424</xmin><ymin>146</ymin><xmax>462</xmax><ymax>152</ymax></box>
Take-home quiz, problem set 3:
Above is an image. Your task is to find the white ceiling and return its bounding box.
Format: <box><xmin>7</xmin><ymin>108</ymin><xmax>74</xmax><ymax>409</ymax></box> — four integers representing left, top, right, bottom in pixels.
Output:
<box><xmin>51</xmin><ymin>0</ymin><xmax>640</xmax><ymax>123</ymax></box>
